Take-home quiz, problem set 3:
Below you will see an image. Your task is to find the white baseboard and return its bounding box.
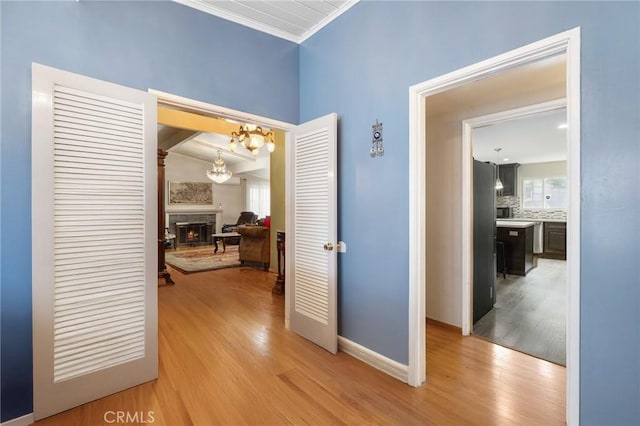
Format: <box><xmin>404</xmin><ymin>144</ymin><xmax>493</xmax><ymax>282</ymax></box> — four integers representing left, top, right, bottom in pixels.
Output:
<box><xmin>1</xmin><ymin>413</ymin><xmax>34</xmax><ymax>426</ymax></box>
<box><xmin>338</xmin><ymin>336</ymin><xmax>408</xmax><ymax>383</ymax></box>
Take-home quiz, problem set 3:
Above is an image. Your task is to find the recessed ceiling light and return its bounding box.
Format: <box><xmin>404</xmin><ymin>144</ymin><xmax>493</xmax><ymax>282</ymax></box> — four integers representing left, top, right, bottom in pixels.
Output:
<box><xmin>557</xmin><ymin>123</ymin><xmax>568</xmax><ymax>129</ymax></box>
<box><xmin>503</xmin><ymin>158</ymin><xmax>509</xmax><ymax>162</ymax></box>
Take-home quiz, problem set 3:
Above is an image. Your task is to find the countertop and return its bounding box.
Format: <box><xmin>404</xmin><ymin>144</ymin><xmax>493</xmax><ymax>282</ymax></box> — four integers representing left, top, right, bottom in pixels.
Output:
<box><xmin>496</xmin><ymin>220</ymin><xmax>536</xmax><ymax>228</ymax></box>
<box><xmin>498</xmin><ymin>218</ymin><xmax>566</xmax><ymax>223</ymax></box>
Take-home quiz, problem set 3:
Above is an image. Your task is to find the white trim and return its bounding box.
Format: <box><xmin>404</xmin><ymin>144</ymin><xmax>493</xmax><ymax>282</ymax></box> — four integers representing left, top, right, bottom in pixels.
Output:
<box><xmin>565</xmin><ymin>29</ymin><xmax>581</xmax><ymax>425</ymax></box>
<box><xmin>0</xmin><ymin>413</ymin><xmax>34</xmax><ymax>426</ymax></box>
<box><xmin>464</xmin><ymin>98</ymin><xmax>567</xmax><ymax>129</ymax></box>
<box><xmin>408</xmin><ymin>85</ymin><xmax>427</xmax><ymax>386</ymax></box>
<box><xmin>408</xmin><ymin>28</ymin><xmax>581</xmax><ymax>425</ymax></box>
<box><xmin>460</xmin><ymin>98</ymin><xmax>567</xmax><ymax>336</ymax></box>
<box><xmin>338</xmin><ymin>336</ymin><xmax>409</xmax><ymax>383</ymax></box>
<box><xmin>172</xmin><ymin>0</ymin><xmax>359</xmax><ymax>44</ymax></box>
<box><xmin>284</xmin><ymin>131</ymin><xmax>293</xmax><ymax>329</ymax></box>
<box><xmin>461</xmin><ymin>122</ymin><xmax>473</xmax><ymax>337</ymax></box>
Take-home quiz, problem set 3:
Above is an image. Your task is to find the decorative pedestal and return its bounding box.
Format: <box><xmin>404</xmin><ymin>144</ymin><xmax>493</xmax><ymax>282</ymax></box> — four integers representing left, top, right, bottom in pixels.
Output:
<box><xmin>272</xmin><ymin>231</ymin><xmax>285</xmax><ymax>295</ymax></box>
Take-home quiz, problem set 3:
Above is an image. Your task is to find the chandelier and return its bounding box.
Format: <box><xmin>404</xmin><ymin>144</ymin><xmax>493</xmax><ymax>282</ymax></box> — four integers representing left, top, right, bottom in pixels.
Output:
<box><xmin>229</xmin><ymin>124</ymin><xmax>274</xmax><ymax>157</ymax></box>
<box><xmin>206</xmin><ymin>150</ymin><xmax>232</xmax><ymax>184</ymax></box>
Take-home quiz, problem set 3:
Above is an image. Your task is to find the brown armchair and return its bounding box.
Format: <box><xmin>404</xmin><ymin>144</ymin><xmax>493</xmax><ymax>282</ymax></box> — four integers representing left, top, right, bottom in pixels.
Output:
<box><xmin>236</xmin><ymin>225</ymin><xmax>270</xmax><ymax>271</ymax></box>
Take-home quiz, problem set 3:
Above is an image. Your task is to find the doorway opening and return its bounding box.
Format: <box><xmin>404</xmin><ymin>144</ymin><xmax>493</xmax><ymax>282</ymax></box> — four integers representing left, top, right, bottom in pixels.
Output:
<box><xmin>151</xmin><ymin>90</ymin><xmax>290</xmax><ymax>291</ymax></box>
<box><xmin>408</xmin><ymin>28</ymin><xmax>581</xmax><ymax>424</ymax></box>
<box><xmin>465</xmin><ymin>99</ymin><xmax>568</xmax><ymax>367</ymax></box>
<box><xmin>152</xmin><ymin>91</ymin><xmax>340</xmax><ymax>353</ymax></box>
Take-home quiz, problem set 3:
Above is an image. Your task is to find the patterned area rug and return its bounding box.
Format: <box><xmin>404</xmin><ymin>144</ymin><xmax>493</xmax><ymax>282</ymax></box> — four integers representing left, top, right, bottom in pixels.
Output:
<box><xmin>165</xmin><ymin>245</ymin><xmax>241</xmax><ymax>273</ymax></box>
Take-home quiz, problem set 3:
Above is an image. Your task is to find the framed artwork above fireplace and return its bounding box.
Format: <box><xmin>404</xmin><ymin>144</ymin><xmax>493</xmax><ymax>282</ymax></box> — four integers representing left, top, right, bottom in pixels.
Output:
<box><xmin>168</xmin><ymin>181</ymin><xmax>213</xmax><ymax>205</ymax></box>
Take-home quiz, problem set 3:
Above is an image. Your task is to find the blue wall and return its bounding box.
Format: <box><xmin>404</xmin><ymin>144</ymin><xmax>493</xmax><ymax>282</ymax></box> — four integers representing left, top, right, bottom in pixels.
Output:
<box><xmin>0</xmin><ymin>1</ymin><xmax>298</xmax><ymax>421</ymax></box>
<box><xmin>300</xmin><ymin>1</ymin><xmax>639</xmax><ymax>424</ymax></box>
<box><xmin>2</xmin><ymin>0</ymin><xmax>640</xmax><ymax>424</ymax></box>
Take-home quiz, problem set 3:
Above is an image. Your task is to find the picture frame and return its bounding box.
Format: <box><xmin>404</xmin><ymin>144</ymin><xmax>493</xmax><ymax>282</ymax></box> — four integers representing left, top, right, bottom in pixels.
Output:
<box><xmin>168</xmin><ymin>181</ymin><xmax>214</xmax><ymax>205</ymax></box>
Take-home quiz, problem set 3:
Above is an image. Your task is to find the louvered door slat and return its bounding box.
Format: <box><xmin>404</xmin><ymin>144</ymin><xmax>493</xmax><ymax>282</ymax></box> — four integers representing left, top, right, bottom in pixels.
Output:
<box><xmin>50</xmin><ymin>83</ymin><xmax>146</xmax><ymax>383</ymax></box>
<box><xmin>294</xmin><ymin>128</ymin><xmax>329</xmax><ymax>324</ymax></box>
<box><xmin>55</xmin><ymin>130</ymin><xmax>144</xmax><ymax>150</ymax></box>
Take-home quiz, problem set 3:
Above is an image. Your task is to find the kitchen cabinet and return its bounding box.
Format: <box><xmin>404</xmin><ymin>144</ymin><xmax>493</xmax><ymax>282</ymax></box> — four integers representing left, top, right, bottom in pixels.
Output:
<box><xmin>498</xmin><ymin>163</ymin><xmax>519</xmax><ymax>196</ymax></box>
<box><xmin>496</xmin><ymin>221</ymin><xmax>535</xmax><ymax>276</ymax></box>
<box><xmin>543</xmin><ymin>221</ymin><xmax>567</xmax><ymax>260</ymax></box>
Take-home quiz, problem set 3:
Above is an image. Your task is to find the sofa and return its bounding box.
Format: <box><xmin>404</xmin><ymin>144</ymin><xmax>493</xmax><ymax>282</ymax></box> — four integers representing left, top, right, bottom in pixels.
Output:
<box><xmin>236</xmin><ymin>225</ymin><xmax>270</xmax><ymax>271</ymax></box>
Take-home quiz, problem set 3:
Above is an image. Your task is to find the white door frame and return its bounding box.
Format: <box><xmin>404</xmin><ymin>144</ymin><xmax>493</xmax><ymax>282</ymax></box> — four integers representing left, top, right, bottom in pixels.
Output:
<box><xmin>461</xmin><ymin>97</ymin><xmax>567</xmax><ymax>335</ymax></box>
<box><xmin>408</xmin><ymin>28</ymin><xmax>581</xmax><ymax>424</ymax></box>
<box><xmin>148</xmin><ymin>90</ymin><xmax>296</xmax><ymax>325</ymax></box>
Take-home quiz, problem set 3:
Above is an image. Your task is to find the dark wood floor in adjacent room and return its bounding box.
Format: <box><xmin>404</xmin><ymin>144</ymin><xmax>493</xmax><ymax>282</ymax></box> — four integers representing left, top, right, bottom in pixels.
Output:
<box><xmin>473</xmin><ymin>258</ymin><xmax>567</xmax><ymax>365</ymax></box>
<box><xmin>36</xmin><ymin>265</ymin><xmax>565</xmax><ymax>425</ymax></box>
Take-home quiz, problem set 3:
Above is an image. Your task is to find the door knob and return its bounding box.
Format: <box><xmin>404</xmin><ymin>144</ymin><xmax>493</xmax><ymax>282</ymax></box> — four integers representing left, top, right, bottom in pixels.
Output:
<box><xmin>323</xmin><ymin>243</ymin><xmax>334</xmax><ymax>251</ymax></box>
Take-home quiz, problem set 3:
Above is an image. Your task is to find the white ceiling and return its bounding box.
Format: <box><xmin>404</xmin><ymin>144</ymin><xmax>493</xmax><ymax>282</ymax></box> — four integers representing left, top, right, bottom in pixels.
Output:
<box><xmin>169</xmin><ymin>128</ymin><xmax>272</xmax><ymax>180</ymax></box>
<box><xmin>472</xmin><ymin>108</ymin><xmax>567</xmax><ymax>165</ymax></box>
<box><xmin>173</xmin><ymin>0</ymin><xmax>358</xmax><ymax>43</ymax></box>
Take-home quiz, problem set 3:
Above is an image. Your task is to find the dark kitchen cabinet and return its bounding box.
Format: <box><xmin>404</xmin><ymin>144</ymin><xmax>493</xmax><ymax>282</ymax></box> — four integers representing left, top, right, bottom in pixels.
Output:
<box><xmin>543</xmin><ymin>221</ymin><xmax>567</xmax><ymax>260</ymax></box>
<box><xmin>498</xmin><ymin>163</ymin><xmax>519</xmax><ymax>196</ymax></box>
<box><xmin>497</xmin><ymin>224</ymin><xmax>535</xmax><ymax>276</ymax></box>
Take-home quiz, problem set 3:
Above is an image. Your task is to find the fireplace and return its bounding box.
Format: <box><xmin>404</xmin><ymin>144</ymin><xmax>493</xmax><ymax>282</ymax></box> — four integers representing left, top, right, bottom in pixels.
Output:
<box><xmin>175</xmin><ymin>222</ymin><xmax>212</xmax><ymax>247</ymax></box>
<box><xmin>168</xmin><ymin>213</ymin><xmax>217</xmax><ymax>248</ymax></box>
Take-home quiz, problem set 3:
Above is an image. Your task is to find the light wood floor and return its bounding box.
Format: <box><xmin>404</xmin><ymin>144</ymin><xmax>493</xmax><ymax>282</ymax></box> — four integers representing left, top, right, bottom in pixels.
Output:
<box><xmin>36</xmin><ymin>266</ymin><xmax>565</xmax><ymax>425</ymax></box>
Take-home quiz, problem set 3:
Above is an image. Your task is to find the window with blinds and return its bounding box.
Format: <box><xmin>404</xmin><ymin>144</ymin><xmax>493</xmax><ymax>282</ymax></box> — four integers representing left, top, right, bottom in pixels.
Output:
<box><xmin>52</xmin><ymin>84</ymin><xmax>146</xmax><ymax>382</ymax></box>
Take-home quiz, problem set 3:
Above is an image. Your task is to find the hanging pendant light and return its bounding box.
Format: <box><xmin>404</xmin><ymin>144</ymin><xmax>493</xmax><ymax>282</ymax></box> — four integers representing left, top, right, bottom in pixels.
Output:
<box><xmin>206</xmin><ymin>150</ymin><xmax>232</xmax><ymax>184</ymax></box>
<box><xmin>494</xmin><ymin>148</ymin><xmax>504</xmax><ymax>191</ymax></box>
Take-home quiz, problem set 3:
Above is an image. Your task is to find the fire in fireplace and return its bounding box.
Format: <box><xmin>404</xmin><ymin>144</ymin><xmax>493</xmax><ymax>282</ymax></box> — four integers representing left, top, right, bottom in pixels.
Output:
<box><xmin>175</xmin><ymin>222</ymin><xmax>212</xmax><ymax>247</ymax></box>
<box><xmin>168</xmin><ymin>213</ymin><xmax>217</xmax><ymax>248</ymax></box>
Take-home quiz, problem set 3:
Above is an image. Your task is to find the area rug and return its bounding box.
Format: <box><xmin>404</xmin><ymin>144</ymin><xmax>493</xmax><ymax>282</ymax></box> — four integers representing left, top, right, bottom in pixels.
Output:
<box><xmin>165</xmin><ymin>245</ymin><xmax>241</xmax><ymax>273</ymax></box>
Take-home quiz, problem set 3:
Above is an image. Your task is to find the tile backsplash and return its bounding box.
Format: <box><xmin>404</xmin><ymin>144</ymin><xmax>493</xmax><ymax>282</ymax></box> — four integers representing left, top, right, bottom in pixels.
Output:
<box><xmin>497</xmin><ymin>195</ymin><xmax>567</xmax><ymax>221</ymax></box>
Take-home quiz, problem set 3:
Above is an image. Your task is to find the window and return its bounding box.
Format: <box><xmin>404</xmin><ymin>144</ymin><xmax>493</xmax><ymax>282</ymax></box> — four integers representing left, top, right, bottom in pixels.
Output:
<box><xmin>522</xmin><ymin>177</ymin><xmax>567</xmax><ymax>209</ymax></box>
<box><xmin>246</xmin><ymin>178</ymin><xmax>270</xmax><ymax>218</ymax></box>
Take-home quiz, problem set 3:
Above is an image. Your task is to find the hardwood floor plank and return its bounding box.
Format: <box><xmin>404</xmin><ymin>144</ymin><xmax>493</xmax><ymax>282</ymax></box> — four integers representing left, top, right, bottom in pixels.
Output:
<box><xmin>35</xmin><ymin>265</ymin><xmax>565</xmax><ymax>425</ymax></box>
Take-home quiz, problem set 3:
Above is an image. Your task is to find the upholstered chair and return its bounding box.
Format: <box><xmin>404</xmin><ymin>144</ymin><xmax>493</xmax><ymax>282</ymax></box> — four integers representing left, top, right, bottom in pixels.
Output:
<box><xmin>236</xmin><ymin>225</ymin><xmax>270</xmax><ymax>271</ymax></box>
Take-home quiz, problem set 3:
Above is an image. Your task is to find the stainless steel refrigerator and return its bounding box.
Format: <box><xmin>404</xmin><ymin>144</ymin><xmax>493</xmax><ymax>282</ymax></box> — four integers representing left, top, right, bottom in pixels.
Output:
<box><xmin>473</xmin><ymin>159</ymin><xmax>497</xmax><ymax>324</ymax></box>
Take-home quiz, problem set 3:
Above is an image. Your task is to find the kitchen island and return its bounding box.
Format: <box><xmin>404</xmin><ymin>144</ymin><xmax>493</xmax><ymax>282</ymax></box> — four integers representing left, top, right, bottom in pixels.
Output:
<box><xmin>496</xmin><ymin>220</ymin><xmax>536</xmax><ymax>276</ymax></box>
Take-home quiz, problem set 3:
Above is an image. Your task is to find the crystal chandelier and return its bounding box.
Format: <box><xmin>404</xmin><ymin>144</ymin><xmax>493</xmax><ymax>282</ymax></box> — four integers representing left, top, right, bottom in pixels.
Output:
<box><xmin>229</xmin><ymin>124</ymin><xmax>274</xmax><ymax>157</ymax></box>
<box><xmin>206</xmin><ymin>150</ymin><xmax>232</xmax><ymax>184</ymax></box>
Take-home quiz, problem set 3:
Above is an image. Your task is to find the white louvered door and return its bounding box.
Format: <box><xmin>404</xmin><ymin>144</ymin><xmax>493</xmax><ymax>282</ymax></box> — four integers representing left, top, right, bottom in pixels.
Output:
<box><xmin>32</xmin><ymin>63</ymin><xmax>157</xmax><ymax>420</ymax></box>
<box><xmin>288</xmin><ymin>113</ymin><xmax>338</xmax><ymax>354</ymax></box>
